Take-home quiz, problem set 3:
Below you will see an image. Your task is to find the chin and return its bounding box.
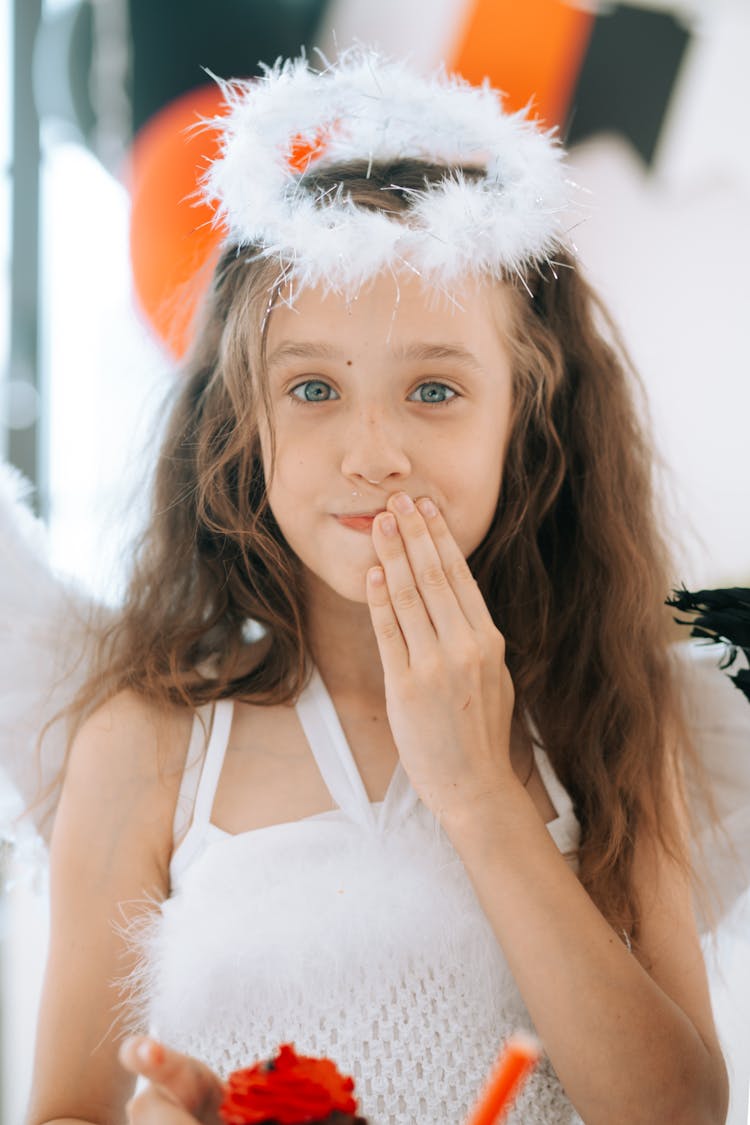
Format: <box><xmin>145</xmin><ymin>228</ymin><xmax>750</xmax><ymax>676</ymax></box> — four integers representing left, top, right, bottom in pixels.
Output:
<box><xmin>301</xmin><ymin>558</ymin><xmax>374</xmax><ymax>607</ymax></box>
<box><xmin>328</xmin><ymin>569</ymin><xmax>373</xmax><ymax>606</ymax></box>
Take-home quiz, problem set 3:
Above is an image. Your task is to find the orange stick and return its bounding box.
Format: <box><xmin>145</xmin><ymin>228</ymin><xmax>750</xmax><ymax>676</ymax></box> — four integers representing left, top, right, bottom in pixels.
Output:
<box><xmin>464</xmin><ymin>1032</ymin><xmax>543</xmax><ymax>1125</ymax></box>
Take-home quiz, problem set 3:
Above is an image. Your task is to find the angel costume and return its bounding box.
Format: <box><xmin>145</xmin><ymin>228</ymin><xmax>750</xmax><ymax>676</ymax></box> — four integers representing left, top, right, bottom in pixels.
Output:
<box><xmin>116</xmin><ymin>665</ymin><xmax>584</xmax><ymax>1124</ymax></box>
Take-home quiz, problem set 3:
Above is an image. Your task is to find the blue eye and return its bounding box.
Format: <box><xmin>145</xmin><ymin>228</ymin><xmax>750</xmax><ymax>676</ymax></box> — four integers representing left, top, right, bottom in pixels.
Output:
<box><xmin>290</xmin><ymin>380</ymin><xmax>339</xmax><ymax>403</ymax></box>
<box><xmin>409</xmin><ymin>382</ymin><xmax>457</xmax><ymax>404</ymax></box>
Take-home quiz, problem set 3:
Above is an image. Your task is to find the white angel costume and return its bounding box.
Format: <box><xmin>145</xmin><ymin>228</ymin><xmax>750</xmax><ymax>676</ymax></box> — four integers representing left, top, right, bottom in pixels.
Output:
<box><xmin>118</xmin><ymin>665</ymin><xmax>584</xmax><ymax>1124</ymax></box>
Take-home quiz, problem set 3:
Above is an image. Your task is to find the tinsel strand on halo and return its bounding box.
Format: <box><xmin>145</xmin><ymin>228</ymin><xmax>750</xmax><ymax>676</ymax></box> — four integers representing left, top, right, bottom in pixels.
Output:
<box><xmin>667</xmin><ymin>587</ymin><xmax>750</xmax><ymax>703</ymax></box>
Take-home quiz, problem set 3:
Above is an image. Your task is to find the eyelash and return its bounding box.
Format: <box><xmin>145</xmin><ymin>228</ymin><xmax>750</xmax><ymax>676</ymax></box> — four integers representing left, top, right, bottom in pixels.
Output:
<box><xmin>287</xmin><ymin>379</ymin><xmax>459</xmax><ymax>406</ymax></box>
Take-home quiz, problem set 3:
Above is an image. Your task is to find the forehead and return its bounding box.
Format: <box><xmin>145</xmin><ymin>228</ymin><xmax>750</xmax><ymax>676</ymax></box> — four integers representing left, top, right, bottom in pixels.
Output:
<box><xmin>264</xmin><ymin>272</ymin><xmax>514</xmax><ymax>365</ymax></box>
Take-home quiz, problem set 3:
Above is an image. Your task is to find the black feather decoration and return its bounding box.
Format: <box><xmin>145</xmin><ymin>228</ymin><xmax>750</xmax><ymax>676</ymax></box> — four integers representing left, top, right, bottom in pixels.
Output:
<box><xmin>666</xmin><ymin>587</ymin><xmax>750</xmax><ymax>703</ymax></box>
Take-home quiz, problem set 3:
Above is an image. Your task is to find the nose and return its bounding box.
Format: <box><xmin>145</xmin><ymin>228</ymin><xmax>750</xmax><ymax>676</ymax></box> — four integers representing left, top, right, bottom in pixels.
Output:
<box><xmin>340</xmin><ymin>404</ymin><xmax>412</xmax><ymax>487</ymax></box>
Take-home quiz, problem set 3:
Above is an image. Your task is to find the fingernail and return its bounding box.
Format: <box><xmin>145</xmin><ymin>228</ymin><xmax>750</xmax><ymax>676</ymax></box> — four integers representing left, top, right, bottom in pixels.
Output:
<box><xmin>368</xmin><ymin>566</ymin><xmax>385</xmax><ymax>586</ymax></box>
<box><xmin>378</xmin><ymin>513</ymin><xmax>397</xmax><ymax>536</ymax></box>
<box><xmin>137</xmin><ymin>1039</ymin><xmax>164</xmax><ymax>1065</ymax></box>
<box><xmin>417</xmin><ymin>497</ymin><xmax>438</xmax><ymax>518</ymax></box>
<box><xmin>392</xmin><ymin>492</ymin><xmax>414</xmax><ymax>514</ymax></box>
<box><xmin>136</xmin><ymin>1040</ymin><xmax>153</xmax><ymax>1063</ymax></box>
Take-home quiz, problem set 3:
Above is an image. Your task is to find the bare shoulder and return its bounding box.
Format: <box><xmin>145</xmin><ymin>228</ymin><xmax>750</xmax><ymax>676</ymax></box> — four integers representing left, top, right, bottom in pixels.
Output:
<box><xmin>59</xmin><ymin>688</ymin><xmax>194</xmax><ymax>887</ymax></box>
<box><xmin>73</xmin><ymin>686</ymin><xmax>192</xmax><ymax>760</ymax></box>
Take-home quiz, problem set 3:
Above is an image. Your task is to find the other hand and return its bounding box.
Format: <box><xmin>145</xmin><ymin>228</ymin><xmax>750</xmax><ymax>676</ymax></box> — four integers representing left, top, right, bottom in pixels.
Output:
<box><xmin>119</xmin><ymin>1036</ymin><xmax>226</xmax><ymax>1124</ymax></box>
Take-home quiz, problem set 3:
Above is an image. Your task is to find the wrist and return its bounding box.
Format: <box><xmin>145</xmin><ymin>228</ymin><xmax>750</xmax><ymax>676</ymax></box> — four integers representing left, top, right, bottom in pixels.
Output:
<box><xmin>436</xmin><ymin>772</ymin><xmax>535</xmax><ymax>850</ymax></box>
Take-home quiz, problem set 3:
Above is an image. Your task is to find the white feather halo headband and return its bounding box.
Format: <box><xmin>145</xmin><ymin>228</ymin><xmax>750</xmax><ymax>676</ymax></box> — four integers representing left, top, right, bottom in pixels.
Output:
<box><xmin>200</xmin><ymin>49</ymin><xmax>574</xmax><ymax>298</ymax></box>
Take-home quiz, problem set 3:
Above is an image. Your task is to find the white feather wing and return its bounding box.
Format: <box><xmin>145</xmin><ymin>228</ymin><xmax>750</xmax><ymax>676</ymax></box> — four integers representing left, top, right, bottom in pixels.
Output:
<box><xmin>674</xmin><ymin>642</ymin><xmax>750</xmax><ymax>931</ymax></box>
<box><xmin>0</xmin><ymin>462</ymin><xmax>109</xmax><ymax>847</ymax></box>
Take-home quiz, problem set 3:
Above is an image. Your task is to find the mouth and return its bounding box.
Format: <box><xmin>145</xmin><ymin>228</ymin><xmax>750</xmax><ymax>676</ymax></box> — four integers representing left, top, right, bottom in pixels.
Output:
<box><xmin>334</xmin><ymin>511</ymin><xmax>384</xmax><ymax>533</ymax></box>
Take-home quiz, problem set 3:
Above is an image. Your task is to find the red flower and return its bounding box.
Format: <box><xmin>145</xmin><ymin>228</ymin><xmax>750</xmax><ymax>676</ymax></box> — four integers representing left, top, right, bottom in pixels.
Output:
<box><xmin>219</xmin><ymin>1043</ymin><xmax>359</xmax><ymax>1125</ymax></box>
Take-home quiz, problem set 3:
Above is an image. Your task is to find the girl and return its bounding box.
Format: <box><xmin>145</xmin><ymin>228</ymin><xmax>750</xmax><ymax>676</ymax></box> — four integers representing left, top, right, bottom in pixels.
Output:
<box><xmin>24</xmin><ymin>52</ymin><xmax>729</xmax><ymax>1125</ymax></box>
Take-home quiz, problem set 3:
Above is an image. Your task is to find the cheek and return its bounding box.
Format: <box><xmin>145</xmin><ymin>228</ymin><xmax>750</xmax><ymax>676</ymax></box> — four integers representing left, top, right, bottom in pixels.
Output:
<box><xmin>275</xmin><ymin>451</ymin><xmax>306</xmax><ymax>490</ymax></box>
<box><xmin>437</xmin><ymin>429</ymin><xmax>507</xmax><ymax>547</ymax></box>
<box><xmin>263</xmin><ymin>423</ymin><xmax>316</xmax><ymax>495</ymax></box>
<box><xmin>441</xmin><ymin>420</ymin><xmax>507</xmax><ymax>493</ymax></box>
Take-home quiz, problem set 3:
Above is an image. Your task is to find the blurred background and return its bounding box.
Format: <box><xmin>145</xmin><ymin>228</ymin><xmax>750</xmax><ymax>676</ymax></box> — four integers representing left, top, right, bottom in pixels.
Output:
<box><xmin>0</xmin><ymin>0</ymin><xmax>748</xmax><ymax>1121</ymax></box>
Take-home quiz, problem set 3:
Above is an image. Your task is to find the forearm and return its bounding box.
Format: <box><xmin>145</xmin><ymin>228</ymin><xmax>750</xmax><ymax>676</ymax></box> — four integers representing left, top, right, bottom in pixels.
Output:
<box><xmin>441</xmin><ymin>780</ymin><xmax>725</xmax><ymax>1125</ymax></box>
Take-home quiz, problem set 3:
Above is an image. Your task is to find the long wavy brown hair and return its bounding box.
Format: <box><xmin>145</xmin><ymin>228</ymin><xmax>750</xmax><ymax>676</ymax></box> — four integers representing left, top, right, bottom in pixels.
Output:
<box><xmin>46</xmin><ymin>159</ymin><xmax>699</xmax><ymax>946</ymax></box>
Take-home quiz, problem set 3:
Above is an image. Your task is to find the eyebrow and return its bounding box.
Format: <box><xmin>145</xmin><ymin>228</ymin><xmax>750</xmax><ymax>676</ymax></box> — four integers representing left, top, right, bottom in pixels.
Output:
<box><xmin>266</xmin><ymin>340</ymin><xmax>485</xmax><ymax>372</ymax></box>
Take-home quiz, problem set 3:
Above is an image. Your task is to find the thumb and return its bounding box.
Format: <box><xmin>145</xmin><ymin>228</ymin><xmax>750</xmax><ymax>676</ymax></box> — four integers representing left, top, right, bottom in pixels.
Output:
<box><xmin>119</xmin><ymin>1036</ymin><xmax>226</xmax><ymax>1117</ymax></box>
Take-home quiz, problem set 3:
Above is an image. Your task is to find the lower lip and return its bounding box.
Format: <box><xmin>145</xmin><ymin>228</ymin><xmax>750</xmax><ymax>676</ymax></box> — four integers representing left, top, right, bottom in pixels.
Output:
<box><xmin>335</xmin><ymin>515</ymin><xmax>377</xmax><ymax>533</ymax></box>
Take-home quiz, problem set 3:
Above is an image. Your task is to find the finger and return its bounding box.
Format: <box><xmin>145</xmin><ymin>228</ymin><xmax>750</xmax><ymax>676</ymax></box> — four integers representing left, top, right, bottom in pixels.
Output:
<box><xmin>119</xmin><ymin>1036</ymin><xmax>225</xmax><ymax>1118</ymax></box>
<box><xmin>384</xmin><ymin>492</ymin><xmax>469</xmax><ymax>642</ymax></box>
<box><xmin>366</xmin><ymin>565</ymin><xmax>409</xmax><ymax>675</ymax></box>
<box><xmin>126</xmin><ymin>1085</ymin><xmax>202</xmax><ymax>1125</ymax></box>
<box><xmin>371</xmin><ymin>508</ymin><xmax>438</xmax><ymax>659</ymax></box>
<box><xmin>415</xmin><ymin>497</ymin><xmax>494</xmax><ymax>632</ymax></box>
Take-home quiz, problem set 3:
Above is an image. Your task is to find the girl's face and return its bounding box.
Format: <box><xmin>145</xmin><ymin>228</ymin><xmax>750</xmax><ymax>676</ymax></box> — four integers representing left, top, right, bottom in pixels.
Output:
<box><xmin>260</xmin><ymin>272</ymin><xmax>515</xmax><ymax>605</ymax></box>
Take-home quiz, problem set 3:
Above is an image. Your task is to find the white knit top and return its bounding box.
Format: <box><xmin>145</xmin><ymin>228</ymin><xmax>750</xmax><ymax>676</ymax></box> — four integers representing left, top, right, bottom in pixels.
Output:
<box><xmin>123</xmin><ymin>667</ymin><xmax>584</xmax><ymax>1124</ymax></box>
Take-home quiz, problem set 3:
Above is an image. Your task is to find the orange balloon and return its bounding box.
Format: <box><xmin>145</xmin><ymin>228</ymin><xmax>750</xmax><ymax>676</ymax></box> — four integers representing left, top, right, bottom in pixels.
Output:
<box><xmin>129</xmin><ymin>84</ymin><xmax>230</xmax><ymax>358</ymax></box>
<box><xmin>450</xmin><ymin>0</ymin><xmax>594</xmax><ymax>128</ymax></box>
<box><xmin>288</xmin><ymin>125</ymin><xmax>335</xmax><ymax>172</ymax></box>
<box><xmin>128</xmin><ymin>85</ymin><xmax>340</xmax><ymax>358</ymax></box>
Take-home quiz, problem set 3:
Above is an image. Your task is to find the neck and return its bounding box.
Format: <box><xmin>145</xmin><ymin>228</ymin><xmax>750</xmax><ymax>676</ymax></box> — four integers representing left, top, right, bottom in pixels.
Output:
<box><xmin>304</xmin><ymin>572</ymin><xmax>386</xmax><ymax>705</ymax></box>
<box><xmin>299</xmin><ymin>572</ymin><xmax>532</xmax><ymax>785</ymax></box>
